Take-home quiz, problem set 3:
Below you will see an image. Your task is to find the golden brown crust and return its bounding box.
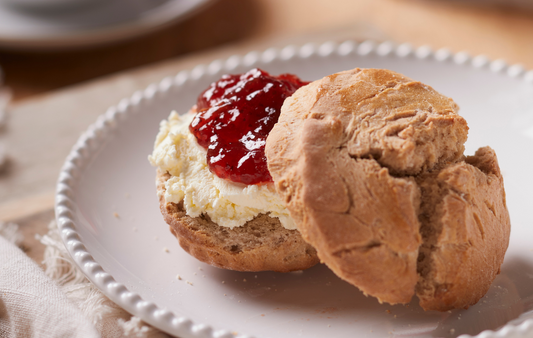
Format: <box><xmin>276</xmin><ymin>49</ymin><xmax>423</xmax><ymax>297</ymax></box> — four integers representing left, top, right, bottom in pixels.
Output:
<box><xmin>265</xmin><ymin>68</ymin><xmax>510</xmax><ymax>309</ymax></box>
<box><xmin>156</xmin><ymin>170</ymin><xmax>319</xmax><ymax>272</ymax></box>
<box><xmin>415</xmin><ymin>147</ymin><xmax>510</xmax><ymax>310</ymax></box>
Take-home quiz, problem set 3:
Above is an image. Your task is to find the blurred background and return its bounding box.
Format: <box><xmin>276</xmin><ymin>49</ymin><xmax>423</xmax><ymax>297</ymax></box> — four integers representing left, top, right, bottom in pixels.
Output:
<box><xmin>1</xmin><ymin>0</ymin><xmax>533</xmax><ymax>101</ymax></box>
<box><xmin>1</xmin><ymin>0</ymin><xmax>533</xmax><ymax>259</ymax></box>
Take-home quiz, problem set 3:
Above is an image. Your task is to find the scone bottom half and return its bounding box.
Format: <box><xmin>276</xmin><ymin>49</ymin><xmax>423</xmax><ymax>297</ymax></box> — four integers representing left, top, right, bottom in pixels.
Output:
<box><xmin>157</xmin><ymin>170</ymin><xmax>319</xmax><ymax>273</ymax></box>
<box><xmin>152</xmin><ymin>69</ymin><xmax>319</xmax><ymax>273</ymax></box>
<box><xmin>265</xmin><ymin>68</ymin><xmax>511</xmax><ymax>311</ymax></box>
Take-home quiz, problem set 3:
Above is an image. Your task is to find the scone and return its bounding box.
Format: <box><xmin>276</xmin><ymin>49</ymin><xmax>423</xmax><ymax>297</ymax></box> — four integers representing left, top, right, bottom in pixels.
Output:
<box><xmin>156</xmin><ymin>169</ymin><xmax>318</xmax><ymax>272</ymax></box>
<box><xmin>265</xmin><ymin>68</ymin><xmax>510</xmax><ymax>310</ymax></box>
<box><xmin>149</xmin><ymin>69</ymin><xmax>319</xmax><ymax>272</ymax></box>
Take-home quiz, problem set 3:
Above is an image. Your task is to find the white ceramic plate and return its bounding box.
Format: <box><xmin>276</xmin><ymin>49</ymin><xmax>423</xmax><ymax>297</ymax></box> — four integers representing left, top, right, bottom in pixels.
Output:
<box><xmin>0</xmin><ymin>0</ymin><xmax>213</xmax><ymax>49</ymax></box>
<box><xmin>56</xmin><ymin>40</ymin><xmax>533</xmax><ymax>338</ymax></box>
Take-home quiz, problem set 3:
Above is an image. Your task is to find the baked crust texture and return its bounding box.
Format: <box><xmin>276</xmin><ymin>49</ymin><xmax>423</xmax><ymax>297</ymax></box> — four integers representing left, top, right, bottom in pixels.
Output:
<box><xmin>265</xmin><ymin>68</ymin><xmax>510</xmax><ymax>310</ymax></box>
<box><xmin>157</xmin><ymin>170</ymin><xmax>319</xmax><ymax>272</ymax></box>
<box><xmin>415</xmin><ymin>147</ymin><xmax>510</xmax><ymax>310</ymax></box>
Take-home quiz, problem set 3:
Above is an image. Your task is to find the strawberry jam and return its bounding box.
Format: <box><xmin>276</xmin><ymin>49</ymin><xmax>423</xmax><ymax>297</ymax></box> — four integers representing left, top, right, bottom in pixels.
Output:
<box><xmin>190</xmin><ymin>68</ymin><xmax>308</xmax><ymax>185</ymax></box>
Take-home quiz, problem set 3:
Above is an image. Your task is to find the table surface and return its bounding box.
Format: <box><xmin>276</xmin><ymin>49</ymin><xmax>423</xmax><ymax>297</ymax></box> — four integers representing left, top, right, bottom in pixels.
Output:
<box><xmin>1</xmin><ymin>0</ymin><xmax>533</xmax><ymax>264</ymax></box>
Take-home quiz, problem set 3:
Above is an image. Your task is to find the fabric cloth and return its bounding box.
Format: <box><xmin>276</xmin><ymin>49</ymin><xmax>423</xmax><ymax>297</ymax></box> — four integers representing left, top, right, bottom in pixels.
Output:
<box><xmin>0</xmin><ymin>221</ymin><xmax>172</xmax><ymax>338</ymax></box>
<box><xmin>0</xmin><ymin>225</ymin><xmax>98</xmax><ymax>337</ymax></box>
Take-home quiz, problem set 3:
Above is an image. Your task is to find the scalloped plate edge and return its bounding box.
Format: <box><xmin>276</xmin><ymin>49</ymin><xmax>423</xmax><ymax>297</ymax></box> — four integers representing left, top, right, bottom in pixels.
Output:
<box><xmin>55</xmin><ymin>39</ymin><xmax>533</xmax><ymax>338</ymax></box>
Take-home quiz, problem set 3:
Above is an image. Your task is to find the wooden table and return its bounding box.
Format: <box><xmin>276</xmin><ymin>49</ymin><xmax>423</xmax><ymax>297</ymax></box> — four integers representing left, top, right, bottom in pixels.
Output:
<box><xmin>2</xmin><ymin>0</ymin><xmax>533</xmax><ymax>263</ymax></box>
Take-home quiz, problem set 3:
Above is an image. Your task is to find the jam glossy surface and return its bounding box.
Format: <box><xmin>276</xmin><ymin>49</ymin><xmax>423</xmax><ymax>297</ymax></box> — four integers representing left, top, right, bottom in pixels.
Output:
<box><xmin>190</xmin><ymin>68</ymin><xmax>308</xmax><ymax>185</ymax></box>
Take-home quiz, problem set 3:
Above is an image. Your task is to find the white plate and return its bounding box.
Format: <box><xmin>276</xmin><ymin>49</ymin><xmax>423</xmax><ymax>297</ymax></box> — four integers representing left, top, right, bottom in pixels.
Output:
<box><xmin>56</xmin><ymin>41</ymin><xmax>533</xmax><ymax>338</ymax></box>
<box><xmin>0</xmin><ymin>0</ymin><xmax>213</xmax><ymax>49</ymax></box>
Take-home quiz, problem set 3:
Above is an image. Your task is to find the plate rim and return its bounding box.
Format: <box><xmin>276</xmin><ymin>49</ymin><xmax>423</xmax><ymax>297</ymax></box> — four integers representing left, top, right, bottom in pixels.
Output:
<box><xmin>0</xmin><ymin>0</ymin><xmax>215</xmax><ymax>50</ymax></box>
<box><xmin>55</xmin><ymin>39</ymin><xmax>533</xmax><ymax>338</ymax></box>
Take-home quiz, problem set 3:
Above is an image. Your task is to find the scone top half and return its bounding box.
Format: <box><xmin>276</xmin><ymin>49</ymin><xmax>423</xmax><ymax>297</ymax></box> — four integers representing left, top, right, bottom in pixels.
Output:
<box><xmin>266</xmin><ymin>68</ymin><xmax>510</xmax><ymax>311</ymax></box>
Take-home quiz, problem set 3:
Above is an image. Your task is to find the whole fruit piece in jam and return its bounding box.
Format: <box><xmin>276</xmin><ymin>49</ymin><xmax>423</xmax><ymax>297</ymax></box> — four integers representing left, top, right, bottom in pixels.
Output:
<box><xmin>190</xmin><ymin>68</ymin><xmax>308</xmax><ymax>185</ymax></box>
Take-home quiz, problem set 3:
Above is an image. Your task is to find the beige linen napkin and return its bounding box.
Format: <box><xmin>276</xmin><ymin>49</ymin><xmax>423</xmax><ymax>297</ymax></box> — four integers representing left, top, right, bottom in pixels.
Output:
<box><xmin>0</xmin><ymin>222</ymin><xmax>171</xmax><ymax>338</ymax></box>
<box><xmin>0</xmin><ymin>224</ymin><xmax>99</xmax><ymax>337</ymax></box>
